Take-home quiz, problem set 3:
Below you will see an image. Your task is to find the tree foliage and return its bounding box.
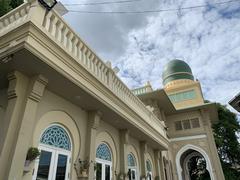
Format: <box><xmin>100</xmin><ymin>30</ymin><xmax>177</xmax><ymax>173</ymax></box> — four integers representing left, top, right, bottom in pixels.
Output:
<box><xmin>212</xmin><ymin>103</ymin><xmax>240</xmax><ymax>180</ymax></box>
<box><xmin>188</xmin><ymin>156</ymin><xmax>211</xmax><ymax>180</ymax></box>
<box><xmin>0</xmin><ymin>0</ymin><xmax>23</xmax><ymax>17</ymax></box>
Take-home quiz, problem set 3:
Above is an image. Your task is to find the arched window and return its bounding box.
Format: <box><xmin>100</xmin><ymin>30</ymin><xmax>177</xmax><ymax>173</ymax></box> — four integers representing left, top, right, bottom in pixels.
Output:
<box><xmin>96</xmin><ymin>143</ymin><xmax>112</xmax><ymax>161</ymax></box>
<box><xmin>128</xmin><ymin>153</ymin><xmax>136</xmax><ymax>167</ymax></box>
<box><xmin>146</xmin><ymin>159</ymin><xmax>153</xmax><ymax>180</ymax></box>
<box><xmin>96</xmin><ymin>143</ymin><xmax>112</xmax><ymax>180</ymax></box>
<box><xmin>33</xmin><ymin>125</ymin><xmax>72</xmax><ymax>180</ymax></box>
<box><xmin>40</xmin><ymin>125</ymin><xmax>71</xmax><ymax>150</ymax></box>
<box><xmin>128</xmin><ymin>153</ymin><xmax>138</xmax><ymax>180</ymax></box>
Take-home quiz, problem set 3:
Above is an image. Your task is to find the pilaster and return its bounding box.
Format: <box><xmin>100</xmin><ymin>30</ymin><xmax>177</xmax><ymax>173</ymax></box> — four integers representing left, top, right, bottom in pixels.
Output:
<box><xmin>154</xmin><ymin>150</ymin><xmax>163</xmax><ymax>180</ymax></box>
<box><xmin>0</xmin><ymin>71</ymin><xmax>29</xmax><ymax>180</ymax></box>
<box><xmin>85</xmin><ymin>110</ymin><xmax>101</xmax><ymax>180</ymax></box>
<box><xmin>119</xmin><ymin>129</ymin><xmax>129</xmax><ymax>178</ymax></box>
<box><xmin>140</xmin><ymin>141</ymin><xmax>147</xmax><ymax>179</ymax></box>
<box><xmin>0</xmin><ymin>71</ymin><xmax>48</xmax><ymax>180</ymax></box>
<box><xmin>200</xmin><ymin>109</ymin><xmax>225</xmax><ymax>180</ymax></box>
<box><xmin>8</xmin><ymin>74</ymin><xmax>48</xmax><ymax>180</ymax></box>
<box><xmin>159</xmin><ymin>151</ymin><xmax>166</xmax><ymax>180</ymax></box>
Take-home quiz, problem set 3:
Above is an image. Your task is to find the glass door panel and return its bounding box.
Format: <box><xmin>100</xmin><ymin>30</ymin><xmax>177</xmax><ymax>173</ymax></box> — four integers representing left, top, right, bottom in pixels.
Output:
<box><xmin>36</xmin><ymin>150</ymin><xmax>52</xmax><ymax>180</ymax></box>
<box><xmin>55</xmin><ymin>154</ymin><xmax>68</xmax><ymax>180</ymax></box>
<box><xmin>96</xmin><ymin>163</ymin><xmax>102</xmax><ymax>180</ymax></box>
<box><xmin>105</xmin><ymin>164</ymin><xmax>110</xmax><ymax>180</ymax></box>
<box><xmin>131</xmin><ymin>169</ymin><xmax>136</xmax><ymax>180</ymax></box>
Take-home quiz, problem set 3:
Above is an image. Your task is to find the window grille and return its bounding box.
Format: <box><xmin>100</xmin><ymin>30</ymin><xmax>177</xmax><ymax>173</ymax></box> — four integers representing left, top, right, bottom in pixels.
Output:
<box><xmin>182</xmin><ymin>119</ymin><xmax>191</xmax><ymax>129</ymax></box>
<box><xmin>175</xmin><ymin>121</ymin><xmax>183</xmax><ymax>131</ymax></box>
<box><xmin>96</xmin><ymin>143</ymin><xmax>112</xmax><ymax>161</ymax></box>
<box><xmin>128</xmin><ymin>153</ymin><xmax>136</xmax><ymax>167</ymax></box>
<box><xmin>40</xmin><ymin>125</ymin><xmax>71</xmax><ymax>151</ymax></box>
<box><xmin>191</xmin><ymin>118</ymin><xmax>200</xmax><ymax>128</ymax></box>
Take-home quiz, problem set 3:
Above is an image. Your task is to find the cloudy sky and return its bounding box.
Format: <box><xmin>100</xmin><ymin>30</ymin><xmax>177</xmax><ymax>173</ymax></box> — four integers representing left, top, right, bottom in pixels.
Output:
<box><xmin>59</xmin><ymin>0</ymin><xmax>240</xmax><ymax>114</ymax></box>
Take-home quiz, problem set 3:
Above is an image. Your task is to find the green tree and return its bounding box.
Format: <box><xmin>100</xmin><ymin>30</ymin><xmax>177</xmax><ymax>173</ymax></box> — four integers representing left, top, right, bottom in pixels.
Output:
<box><xmin>9</xmin><ymin>0</ymin><xmax>23</xmax><ymax>9</ymax></box>
<box><xmin>212</xmin><ymin>103</ymin><xmax>240</xmax><ymax>180</ymax></box>
<box><xmin>0</xmin><ymin>0</ymin><xmax>23</xmax><ymax>17</ymax></box>
<box><xmin>0</xmin><ymin>0</ymin><xmax>11</xmax><ymax>17</ymax></box>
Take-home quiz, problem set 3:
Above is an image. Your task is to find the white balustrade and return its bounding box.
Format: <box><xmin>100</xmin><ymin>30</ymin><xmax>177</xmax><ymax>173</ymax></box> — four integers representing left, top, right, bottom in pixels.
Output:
<box><xmin>0</xmin><ymin>2</ymin><xmax>166</xmax><ymax>136</ymax></box>
<box><xmin>0</xmin><ymin>3</ymin><xmax>30</xmax><ymax>33</ymax></box>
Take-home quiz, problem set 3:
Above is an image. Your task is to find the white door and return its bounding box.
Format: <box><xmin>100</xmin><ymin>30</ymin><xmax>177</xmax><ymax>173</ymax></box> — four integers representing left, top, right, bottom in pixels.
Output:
<box><xmin>96</xmin><ymin>158</ymin><xmax>112</xmax><ymax>180</ymax></box>
<box><xmin>33</xmin><ymin>145</ymin><xmax>71</xmax><ymax>180</ymax></box>
<box><xmin>128</xmin><ymin>168</ymin><xmax>137</xmax><ymax>180</ymax></box>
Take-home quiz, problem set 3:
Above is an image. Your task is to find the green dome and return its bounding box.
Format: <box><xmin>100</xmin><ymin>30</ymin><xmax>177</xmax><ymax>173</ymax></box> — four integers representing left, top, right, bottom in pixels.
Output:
<box><xmin>162</xmin><ymin>59</ymin><xmax>194</xmax><ymax>85</ymax></box>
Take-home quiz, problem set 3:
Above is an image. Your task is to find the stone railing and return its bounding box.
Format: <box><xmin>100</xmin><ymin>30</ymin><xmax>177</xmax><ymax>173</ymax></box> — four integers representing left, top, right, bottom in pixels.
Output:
<box><xmin>132</xmin><ymin>82</ymin><xmax>153</xmax><ymax>95</ymax></box>
<box><xmin>0</xmin><ymin>3</ymin><xmax>31</xmax><ymax>34</ymax></box>
<box><xmin>0</xmin><ymin>1</ymin><xmax>166</xmax><ymax>137</ymax></box>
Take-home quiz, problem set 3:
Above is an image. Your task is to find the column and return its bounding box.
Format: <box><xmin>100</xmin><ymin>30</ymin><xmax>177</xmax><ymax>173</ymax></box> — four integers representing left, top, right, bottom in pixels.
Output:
<box><xmin>200</xmin><ymin>109</ymin><xmax>225</xmax><ymax>180</ymax></box>
<box><xmin>154</xmin><ymin>150</ymin><xmax>164</xmax><ymax>180</ymax></box>
<box><xmin>0</xmin><ymin>71</ymin><xmax>48</xmax><ymax>180</ymax></box>
<box><xmin>119</xmin><ymin>129</ymin><xmax>129</xmax><ymax>179</ymax></box>
<box><xmin>85</xmin><ymin>111</ymin><xmax>101</xmax><ymax>180</ymax></box>
<box><xmin>140</xmin><ymin>141</ymin><xmax>147</xmax><ymax>179</ymax></box>
<box><xmin>159</xmin><ymin>152</ymin><xmax>166</xmax><ymax>180</ymax></box>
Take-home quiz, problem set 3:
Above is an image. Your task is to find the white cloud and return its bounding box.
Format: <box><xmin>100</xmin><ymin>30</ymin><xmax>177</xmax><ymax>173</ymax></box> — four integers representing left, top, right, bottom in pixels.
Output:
<box><xmin>112</xmin><ymin>0</ymin><xmax>240</xmax><ymax>111</ymax></box>
<box><xmin>61</xmin><ymin>0</ymin><xmax>240</xmax><ymax>113</ymax></box>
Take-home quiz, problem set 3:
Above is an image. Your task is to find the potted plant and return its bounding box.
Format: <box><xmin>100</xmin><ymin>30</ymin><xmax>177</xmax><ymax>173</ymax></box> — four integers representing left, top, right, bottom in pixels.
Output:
<box><xmin>79</xmin><ymin>159</ymin><xmax>90</xmax><ymax>177</ymax></box>
<box><xmin>25</xmin><ymin>147</ymin><xmax>40</xmax><ymax>166</ymax></box>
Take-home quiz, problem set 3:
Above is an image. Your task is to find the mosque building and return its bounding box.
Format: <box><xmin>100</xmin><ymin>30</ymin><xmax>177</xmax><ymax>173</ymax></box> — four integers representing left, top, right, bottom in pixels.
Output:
<box><xmin>0</xmin><ymin>1</ymin><xmax>225</xmax><ymax>180</ymax></box>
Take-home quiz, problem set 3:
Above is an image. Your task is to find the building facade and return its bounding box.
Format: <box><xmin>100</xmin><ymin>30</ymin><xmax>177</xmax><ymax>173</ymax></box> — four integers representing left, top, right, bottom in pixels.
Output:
<box><xmin>229</xmin><ymin>93</ymin><xmax>240</xmax><ymax>112</ymax></box>
<box><xmin>0</xmin><ymin>1</ymin><xmax>225</xmax><ymax>180</ymax></box>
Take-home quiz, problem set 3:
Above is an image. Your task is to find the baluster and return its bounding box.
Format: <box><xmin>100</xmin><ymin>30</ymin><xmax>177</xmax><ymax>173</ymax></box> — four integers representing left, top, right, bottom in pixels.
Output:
<box><xmin>44</xmin><ymin>11</ymin><xmax>53</xmax><ymax>31</ymax></box>
<box><xmin>14</xmin><ymin>12</ymin><xmax>20</xmax><ymax>24</ymax></box>
<box><xmin>72</xmin><ymin>37</ymin><xmax>78</xmax><ymax>56</ymax></box>
<box><xmin>68</xmin><ymin>32</ymin><xmax>74</xmax><ymax>52</ymax></box>
<box><xmin>82</xmin><ymin>46</ymin><xmax>87</xmax><ymax>65</ymax></box>
<box><xmin>87</xmin><ymin>51</ymin><xmax>92</xmax><ymax>70</ymax></box>
<box><xmin>4</xmin><ymin>18</ymin><xmax>9</xmax><ymax>27</ymax></box>
<box><xmin>51</xmin><ymin>17</ymin><xmax>59</xmax><ymax>37</ymax></box>
<box><xmin>78</xmin><ymin>42</ymin><xmax>84</xmax><ymax>62</ymax></box>
<box><xmin>62</xmin><ymin>27</ymin><xmax>69</xmax><ymax>47</ymax></box>
<box><xmin>56</xmin><ymin>22</ymin><xmax>63</xmax><ymax>42</ymax></box>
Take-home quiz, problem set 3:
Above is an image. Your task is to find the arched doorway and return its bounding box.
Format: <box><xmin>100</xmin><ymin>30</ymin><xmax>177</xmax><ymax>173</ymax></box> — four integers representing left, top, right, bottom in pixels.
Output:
<box><xmin>33</xmin><ymin>124</ymin><xmax>72</xmax><ymax>180</ymax></box>
<box><xmin>127</xmin><ymin>153</ymin><xmax>138</xmax><ymax>180</ymax></box>
<box><xmin>96</xmin><ymin>143</ymin><xmax>112</xmax><ymax>180</ymax></box>
<box><xmin>181</xmin><ymin>150</ymin><xmax>211</xmax><ymax>180</ymax></box>
<box><xmin>176</xmin><ymin>145</ymin><xmax>214</xmax><ymax>180</ymax></box>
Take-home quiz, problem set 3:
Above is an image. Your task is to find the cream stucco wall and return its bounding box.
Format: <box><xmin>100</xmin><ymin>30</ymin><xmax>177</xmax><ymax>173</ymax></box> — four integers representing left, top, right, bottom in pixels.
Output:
<box><xmin>166</xmin><ymin>110</ymin><xmax>204</xmax><ymax>138</ymax></box>
<box><xmin>19</xmin><ymin>88</ymin><xmax>160</xmax><ymax>180</ymax></box>
<box><xmin>22</xmin><ymin>89</ymin><xmax>88</xmax><ymax>180</ymax></box>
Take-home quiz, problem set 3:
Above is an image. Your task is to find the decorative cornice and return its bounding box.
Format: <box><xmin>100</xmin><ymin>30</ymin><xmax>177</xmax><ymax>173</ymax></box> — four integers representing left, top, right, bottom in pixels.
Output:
<box><xmin>170</xmin><ymin>134</ymin><xmax>207</xmax><ymax>142</ymax></box>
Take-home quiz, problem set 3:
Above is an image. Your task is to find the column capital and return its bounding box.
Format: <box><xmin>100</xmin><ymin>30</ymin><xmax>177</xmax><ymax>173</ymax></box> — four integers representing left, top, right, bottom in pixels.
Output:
<box><xmin>120</xmin><ymin>129</ymin><xmax>129</xmax><ymax>144</ymax></box>
<box><xmin>140</xmin><ymin>141</ymin><xmax>148</xmax><ymax>153</ymax></box>
<box><xmin>7</xmin><ymin>71</ymin><xmax>26</xmax><ymax>99</ymax></box>
<box><xmin>88</xmin><ymin>110</ymin><xmax>102</xmax><ymax>129</ymax></box>
<box><xmin>28</xmin><ymin>74</ymin><xmax>48</xmax><ymax>102</ymax></box>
